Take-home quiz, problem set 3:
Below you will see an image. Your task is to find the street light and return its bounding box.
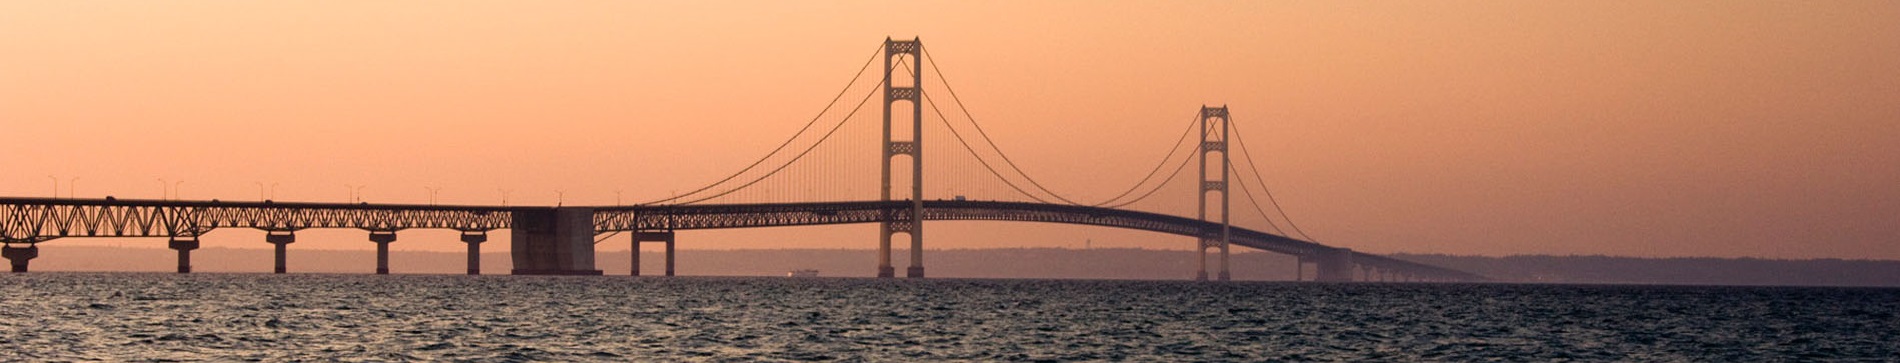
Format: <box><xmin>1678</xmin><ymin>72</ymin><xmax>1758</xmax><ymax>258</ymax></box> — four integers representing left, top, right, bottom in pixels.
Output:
<box><xmin>68</xmin><ymin>177</ymin><xmax>80</xmax><ymax>199</ymax></box>
<box><xmin>425</xmin><ymin>187</ymin><xmax>442</xmax><ymax>205</ymax></box>
<box><xmin>345</xmin><ymin>184</ymin><xmax>366</xmax><ymax>203</ymax></box>
<box><xmin>46</xmin><ymin>175</ymin><xmax>57</xmax><ymax>199</ymax></box>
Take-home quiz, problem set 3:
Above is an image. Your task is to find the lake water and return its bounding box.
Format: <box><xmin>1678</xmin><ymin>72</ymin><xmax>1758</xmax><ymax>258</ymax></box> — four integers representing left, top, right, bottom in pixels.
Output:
<box><xmin>2</xmin><ymin>273</ymin><xmax>1894</xmax><ymax>361</ymax></box>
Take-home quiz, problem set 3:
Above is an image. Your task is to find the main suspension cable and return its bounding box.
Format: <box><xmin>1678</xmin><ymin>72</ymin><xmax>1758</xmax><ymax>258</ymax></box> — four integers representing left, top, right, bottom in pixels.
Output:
<box><xmin>1097</xmin><ymin>135</ymin><xmax>1199</xmax><ymax>209</ymax></box>
<box><xmin>1229</xmin><ymin>115</ymin><xmax>1318</xmax><ymax>241</ymax></box>
<box><xmin>1228</xmin><ymin>172</ymin><xmax>1288</xmax><ymax>236</ymax></box>
<box><xmin>672</xmin><ymin>70</ymin><xmax>891</xmax><ymax>205</ymax></box>
<box><xmin>1089</xmin><ymin>112</ymin><xmax>1200</xmax><ymax>207</ymax></box>
<box><xmin>641</xmin><ymin>43</ymin><xmax>884</xmax><ymax>205</ymax></box>
<box><xmin>922</xmin><ymin>49</ymin><xmax>1084</xmax><ymax>205</ymax></box>
<box><xmin>923</xmin><ymin>93</ymin><xmax>1053</xmax><ymax>203</ymax></box>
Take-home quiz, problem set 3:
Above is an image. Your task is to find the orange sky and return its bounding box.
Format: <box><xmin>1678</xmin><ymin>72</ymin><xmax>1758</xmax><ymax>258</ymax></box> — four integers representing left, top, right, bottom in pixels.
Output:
<box><xmin>3</xmin><ymin>1</ymin><xmax>1898</xmax><ymax>260</ymax></box>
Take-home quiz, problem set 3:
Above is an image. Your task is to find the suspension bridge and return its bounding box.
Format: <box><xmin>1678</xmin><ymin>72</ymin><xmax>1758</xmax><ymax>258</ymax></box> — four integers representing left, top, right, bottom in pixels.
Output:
<box><xmin>0</xmin><ymin>38</ymin><xmax>1486</xmax><ymax>282</ymax></box>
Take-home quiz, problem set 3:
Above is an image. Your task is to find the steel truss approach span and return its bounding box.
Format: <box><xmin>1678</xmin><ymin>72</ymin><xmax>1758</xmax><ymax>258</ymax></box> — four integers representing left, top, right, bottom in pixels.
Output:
<box><xmin>1</xmin><ymin>197</ymin><xmax>1483</xmax><ymax>281</ymax></box>
<box><xmin>0</xmin><ymin>198</ymin><xmax>509</xmax><ymax>241</ymax></box>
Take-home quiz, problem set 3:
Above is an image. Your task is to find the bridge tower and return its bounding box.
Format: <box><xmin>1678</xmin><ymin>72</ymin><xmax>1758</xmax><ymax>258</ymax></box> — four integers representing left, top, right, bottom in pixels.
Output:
<box><xmin>1197</xmin><ymin>105</ymin><xmax>1232</xmax><ymax>281</ymax></box>
<box><xmin>879</xmin><ymin>37</ymin><xmax>926</xmax><ymax>278</ymax></box>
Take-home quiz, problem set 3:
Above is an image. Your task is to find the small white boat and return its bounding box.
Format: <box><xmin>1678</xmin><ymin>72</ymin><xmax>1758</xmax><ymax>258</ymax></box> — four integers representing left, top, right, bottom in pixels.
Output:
<box><xmin>786</xmin><ymin>269</ymin><xmax>819</xmax><ymax>277</ymax></box>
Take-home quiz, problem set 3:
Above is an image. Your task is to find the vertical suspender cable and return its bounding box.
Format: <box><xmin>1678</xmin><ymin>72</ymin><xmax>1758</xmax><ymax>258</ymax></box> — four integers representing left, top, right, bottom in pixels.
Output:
<box><xmin>1229</xmin><ymin>116</ymin><xmax>1317</xmax><ymax>242</ymax></box>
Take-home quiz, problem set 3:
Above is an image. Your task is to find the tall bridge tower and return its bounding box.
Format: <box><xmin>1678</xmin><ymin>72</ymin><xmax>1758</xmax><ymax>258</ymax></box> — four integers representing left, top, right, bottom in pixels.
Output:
<box><xmin>1198</xmin><ymin>105</ymin><xmax>1233</xmax><ymax>281</ymax></box>
<box><xmin>880</xmin><ymin>37</ymin><xmax>926</xmax><ymax>278</ymax></box>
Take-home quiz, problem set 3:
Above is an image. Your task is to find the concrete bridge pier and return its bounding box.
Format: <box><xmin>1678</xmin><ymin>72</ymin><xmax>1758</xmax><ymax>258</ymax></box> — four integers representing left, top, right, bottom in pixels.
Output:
<box><xmin>169</xmin><ymin>237</ymin><xmax>199</xmax><ymax>273</ymax></box>
<box><xmin>461</xmin><ymin>231</ymin><xmax>486</xmax><ymax>275</ymax></box>
<box><xmin>632</xmin><ymin>231</ymin><xmax>675</xmax><ymax>276</ymax></box>
<box><xmin>266</xmin><ymin>231</ymin><xmax>295</xmax><ymax>273</ymax></box>
<box><xmin>1293</xmin><ymin>255</ymin><xmax>1305</xmax><ymax>282</ymax></box>
<box><xmin>1194</xmin><ymin>242</ymin><xmax>1210</xmax><ymax>281</ymax></box>
<box><xmin>1218</xmin><ymin>239</ymin><xmax>1232</xmax><ymax>282</ymax></box>
<box><xmin>3</xmin><ymin>244</ymin><xmax>37</xmax><ymax>273</ymax></box>
<box><xmin>510</xmin><ymin>208</ymin><xmax>602</xmax><ymax>275</ymax></box>
<box><xmin>1312</xmin><ymin>248</ymin><xmax>1356</xmax><ymax>282</ymax></box>
<box><xmin>370</xmin><ymin>231</ymin><xmax>397</xmax><ymax>275</ymax></box>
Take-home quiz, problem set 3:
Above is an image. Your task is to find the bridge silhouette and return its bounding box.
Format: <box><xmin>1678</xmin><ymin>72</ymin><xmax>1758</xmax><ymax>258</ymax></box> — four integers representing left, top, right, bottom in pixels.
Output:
<box><xmin>0</xmin><ymin>38</ymin><xmax>1485</xmax><ymax>282</ymax></box>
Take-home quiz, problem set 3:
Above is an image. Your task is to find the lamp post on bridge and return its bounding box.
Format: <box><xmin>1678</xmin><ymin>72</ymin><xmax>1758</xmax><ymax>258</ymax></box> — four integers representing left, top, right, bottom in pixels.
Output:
<box><xmin>256</xmin><ymin>182</ymin><xmax>279</xmax><ymax>201</ymax></box>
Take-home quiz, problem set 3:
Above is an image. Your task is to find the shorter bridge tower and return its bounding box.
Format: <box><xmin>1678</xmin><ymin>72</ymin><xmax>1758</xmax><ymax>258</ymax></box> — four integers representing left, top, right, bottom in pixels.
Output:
<box><xmin>1197</xmin><ymin>105</ymin><xmax>1233</xmax><ymax>281</ymax></box>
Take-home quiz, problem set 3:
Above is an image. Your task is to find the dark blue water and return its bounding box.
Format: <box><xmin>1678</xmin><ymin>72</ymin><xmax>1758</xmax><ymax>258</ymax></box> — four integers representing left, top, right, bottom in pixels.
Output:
<box><xmin>1</xmin><ymin>274</ymin><xmax>1894</xmax><ymax>361</ymax></box>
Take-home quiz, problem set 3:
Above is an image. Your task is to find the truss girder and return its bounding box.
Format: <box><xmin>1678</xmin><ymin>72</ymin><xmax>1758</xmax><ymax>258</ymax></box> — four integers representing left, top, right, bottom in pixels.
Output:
<box><xmin>1</xmin><ymin>198</ymin><xmax>510</xmax><ymax>242</ymax></box>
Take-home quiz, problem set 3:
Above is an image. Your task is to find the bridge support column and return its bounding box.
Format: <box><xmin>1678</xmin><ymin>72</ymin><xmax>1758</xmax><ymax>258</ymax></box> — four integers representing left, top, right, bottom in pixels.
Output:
<box><xmin>267</xmin><ymin>231</ymin><xmax>295</xmax><ymax>274</ymax></box>
<box><xmin>1294</xmin><ymin>255</ymin><xmax>1304</xmax><ymax>282</ymax></box>
<box><xmin>169</xmin><ymin>238</ymin><xmax>199</xmax><ymax>273</ymax></box>
<box><xmin>631</xmin><ymin>231</ymin><xmax>674</xmax><ymax>277</ymax></box>
<box><xmin>1195</xmin><ymin>244</ymin><xmax>1209</xmax><ymax>281</ymax></box>
<box><xmin>1218</xmin><ymin>247</ymin><xmax>1231</xmax><ymax>282</ymax></box>
<box><xmin>876</xmin><ymin>243</ymin><xmax>894</xmax><ymax>278</ymax></box>
<box><xmin>1194</xmin><ymin>238</ymin><xmax>1229</xmax><ymax>281</ymax></box>
<box><xmin>1313</xmin><ymin>248</ymin><xmax>1355</xmax><ymax>282</ymax></box>
<box><xmin>630</xmin><ymin>237</ymin><xmax>641</xmax><ymax>276</ymax></box>
<box><xmin>461</xmin><ymin>231</ymin><xmax>486</xmax><ymax>275</ymax></box>
<box><xmin>510</xmin><ymin>208</ymin><xmax>603</xmax><ymax>275</ymax></box>
<box><xmin>370</xmin><ymin>231</ymin><xmax>396</xmax><ymax>275</ymax></box>
<box><xmin>4</xmin><ymin>245</ymin><xmax>37</xmax><ymax>273</ymax></box>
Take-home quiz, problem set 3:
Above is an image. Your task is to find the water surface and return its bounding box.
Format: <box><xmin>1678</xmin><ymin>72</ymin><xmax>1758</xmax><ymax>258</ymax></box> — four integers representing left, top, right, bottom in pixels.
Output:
<box><xmin>2</xmin><ymin>273</ymin><xmax>1894</xmax><ymax>361</ymax></box>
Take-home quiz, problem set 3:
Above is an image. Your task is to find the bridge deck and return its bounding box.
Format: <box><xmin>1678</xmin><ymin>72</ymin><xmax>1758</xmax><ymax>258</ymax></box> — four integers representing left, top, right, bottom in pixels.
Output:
<box><xmin>0</xmin><ymin>197</ymin><xmax>1483</xmax><ymax>281</ymax></box>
